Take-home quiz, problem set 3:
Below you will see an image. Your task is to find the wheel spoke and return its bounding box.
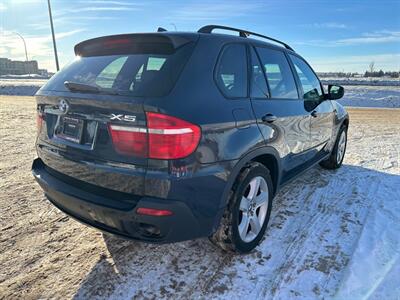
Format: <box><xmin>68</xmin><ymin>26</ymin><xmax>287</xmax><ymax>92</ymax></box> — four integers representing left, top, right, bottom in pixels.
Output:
<box><xmin>249</xmin><ymin>215</ymin><xmax>261</xmax><ymax>235</ymax></box>
<box><xmin>239</xmin><ymin>213</ymin><xmax>250</xmax><ymax>239</ymax></box>
<box><xmin>254</xmin><ymin>191</ymin><xmax>268</xmax><ymax>208</ymax></box>
<box><xmin>239</xmin><ymin>197</ymin><xmax>248</xmax><ymax>212</ymax></box>
<box><xmin>247</xmin><ymin>177</ymin><xmax>261</xmax><ymax>200</ymax></box>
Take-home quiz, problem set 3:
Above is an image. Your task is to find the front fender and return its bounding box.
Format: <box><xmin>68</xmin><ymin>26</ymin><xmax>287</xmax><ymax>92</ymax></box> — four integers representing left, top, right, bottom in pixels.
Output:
<box><xmin>332</xmin><ymin>101</ymin><xmax>349</xmax><ymax>126</ymax></box>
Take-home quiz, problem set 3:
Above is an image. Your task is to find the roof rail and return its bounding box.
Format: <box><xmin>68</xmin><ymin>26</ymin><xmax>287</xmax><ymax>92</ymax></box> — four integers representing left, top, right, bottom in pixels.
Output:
<box><xmin>198</xmin><ymin>25</ymin><xmax>294</xmax><ymax>51</ymax></box>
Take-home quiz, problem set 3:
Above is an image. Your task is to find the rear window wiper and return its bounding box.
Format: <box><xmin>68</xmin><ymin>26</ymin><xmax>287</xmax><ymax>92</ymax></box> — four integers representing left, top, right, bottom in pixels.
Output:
<box><xmin>64</xmin><ymin>81</ymin><xmax>100</xmax><ymax>93</ymax></box>
<box><xmin>64</xmin><ymin>81</ymin><xmax>127</xmax><ymax>96</ymax></box>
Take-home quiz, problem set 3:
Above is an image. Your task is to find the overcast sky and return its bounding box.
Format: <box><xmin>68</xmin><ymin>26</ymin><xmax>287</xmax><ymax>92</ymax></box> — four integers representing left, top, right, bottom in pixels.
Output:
<box><xmin>1</xmin><ymin>0</ymin><xmax>399</xmax><ymax>73</ymax></box>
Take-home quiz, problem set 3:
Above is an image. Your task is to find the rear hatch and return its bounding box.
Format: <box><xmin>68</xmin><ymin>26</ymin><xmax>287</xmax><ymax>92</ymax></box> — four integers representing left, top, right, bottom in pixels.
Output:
<box><xmin>35</xmin><ymin>33</ymin><xmax>197</xmax><ymax>194</ymax></box>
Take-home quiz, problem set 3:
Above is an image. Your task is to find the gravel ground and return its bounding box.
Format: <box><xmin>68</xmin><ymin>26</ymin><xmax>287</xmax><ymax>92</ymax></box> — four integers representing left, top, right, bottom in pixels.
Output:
<box><xmin>0</xmin><ymin>96</ymin><xmax>399</xmax><ymax>299</ymax></box>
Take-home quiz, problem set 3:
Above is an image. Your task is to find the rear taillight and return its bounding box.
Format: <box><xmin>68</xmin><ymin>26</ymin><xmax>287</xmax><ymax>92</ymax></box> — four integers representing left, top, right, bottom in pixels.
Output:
<box><xmin>108</xmin><ymin>125</ymin><xmax>148</xmax><ymax>157</ymax></box>
<box><xmin>146</xmin><ymin>112</ymin><xmax>201</xmax><ymax>159</ymax></box>
<box><xmin>37</xmin><ymin>112</ymin><xmax>44</xmax><ymax>133</ymax></box>
<box><xmin>108</xmin><ymin>112</ymin><xmax>201</xmax><ymax>159</ymax></box>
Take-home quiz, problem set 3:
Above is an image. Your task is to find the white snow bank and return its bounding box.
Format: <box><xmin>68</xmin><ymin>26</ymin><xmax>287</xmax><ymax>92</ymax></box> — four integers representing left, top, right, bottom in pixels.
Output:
<box><xmin>337</xmin><ymin>85</ymin><xmax>400</xmax><ymax>108</ymax></box>
<box><xmin>0</xmin><ymin>74</ymin><xmax>50</xmax><ymax>79</ymax></box>
<box><xmin>321</xmin><ymin>77</ymin><xmax>400</xmax><ymax>86</ymax></box>
<box><xmin>0</xmin><ymin>79</ymin><xmax>46</xmax><ymax>96</ymax></box>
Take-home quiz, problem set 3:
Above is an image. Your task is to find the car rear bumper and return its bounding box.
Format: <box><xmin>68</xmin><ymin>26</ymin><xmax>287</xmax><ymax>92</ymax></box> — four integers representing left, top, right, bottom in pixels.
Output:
<box><xmin>32</xmin><ymin>158</ymin><xmax>203</xmax><ymax>243</ymax></box>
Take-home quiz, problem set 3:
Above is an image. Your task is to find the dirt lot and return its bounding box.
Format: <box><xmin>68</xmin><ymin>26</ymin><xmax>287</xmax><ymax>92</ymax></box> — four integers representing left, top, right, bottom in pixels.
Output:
<box><xmin>0</xmin><ymin>96</ymin><xmax>399</xmax><ymax>299</ymax></box>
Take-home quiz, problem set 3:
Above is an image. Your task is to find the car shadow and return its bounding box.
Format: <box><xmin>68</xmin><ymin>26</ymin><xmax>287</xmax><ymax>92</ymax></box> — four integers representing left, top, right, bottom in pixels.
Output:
<box><xmin>72</xmin><ymin>164</ymin><xmax>400</xmax><ymax>299</ymax></box>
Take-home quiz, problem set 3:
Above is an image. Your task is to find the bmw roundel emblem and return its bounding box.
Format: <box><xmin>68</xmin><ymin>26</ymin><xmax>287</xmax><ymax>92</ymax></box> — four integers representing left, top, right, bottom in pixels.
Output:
<box><xmin>59</xmin><ymin>99</ymin><xmax>70</xmax><ymax>114</ymax></box>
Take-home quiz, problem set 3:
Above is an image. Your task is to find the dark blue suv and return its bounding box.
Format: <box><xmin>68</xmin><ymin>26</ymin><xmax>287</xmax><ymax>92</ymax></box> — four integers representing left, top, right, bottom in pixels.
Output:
<box><xmin>32</xmin><ymin>25</ymin><xmax>348</xmax><ymax>253</ymax></box>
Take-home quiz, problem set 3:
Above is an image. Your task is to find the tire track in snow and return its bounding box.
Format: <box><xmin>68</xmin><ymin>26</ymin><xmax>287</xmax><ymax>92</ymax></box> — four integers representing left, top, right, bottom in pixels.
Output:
<box><xmin>260</xmin><ymin>169</ymin><xmax>378</xmax><ymax>299</ymax></box>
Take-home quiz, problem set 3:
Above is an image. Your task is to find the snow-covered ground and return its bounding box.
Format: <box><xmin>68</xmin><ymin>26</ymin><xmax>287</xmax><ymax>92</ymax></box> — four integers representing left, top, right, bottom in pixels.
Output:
<box><xmin>1</xmin><ymin>97</ymin><xmax>399</xmax><ymax>299</ymax></box>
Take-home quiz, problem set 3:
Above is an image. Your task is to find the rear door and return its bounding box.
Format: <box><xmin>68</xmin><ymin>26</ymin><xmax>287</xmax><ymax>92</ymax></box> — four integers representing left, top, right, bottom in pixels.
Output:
<box><xmin>249</xmin><ymin>46</ymin><xmax>312</xmax><ymax>182</ymax></box>
<box><xmin>35</xmin><ymin>34</ymin><xmax>196</xmax><ymax>194</ymax></box>
<box><xmin>288</xmin><ymin>54</ymin><xmax>335</xmax><ymax>157</ymax></box>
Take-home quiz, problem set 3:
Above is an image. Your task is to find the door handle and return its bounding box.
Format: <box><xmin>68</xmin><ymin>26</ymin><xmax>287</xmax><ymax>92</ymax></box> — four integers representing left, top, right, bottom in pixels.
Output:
<box><xmin>311</xmin><ymin>110</ymin><xmax>318</xmax><ymax>118</ymax></box>
<box><xmin>262</xmin><ymin>113</ymin><xmax>277</xmax><ymax>123</ymax></box>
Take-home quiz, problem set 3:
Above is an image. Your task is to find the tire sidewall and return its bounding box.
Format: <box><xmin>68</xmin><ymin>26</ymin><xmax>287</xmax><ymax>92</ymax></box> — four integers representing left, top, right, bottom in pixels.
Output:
<box><xmin>230</xmin><ymin>165</ymin><xmax>273</xmax><ymax>253</ymax></box>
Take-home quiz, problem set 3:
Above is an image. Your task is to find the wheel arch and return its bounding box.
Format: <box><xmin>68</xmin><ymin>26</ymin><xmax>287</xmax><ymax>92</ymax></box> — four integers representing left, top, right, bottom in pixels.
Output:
<box><xmin>251</xmin><ymin>155</ymin><xmax>279</xmax><ymax>196</ymax></box>
<box><xmin>221</xmin><ymin>147</ymin><xmax>281</xmax><ymax>208</ymax></box>
<box><xmin>210</xmin><ymin>146</ymin><xmax>281</xmax><ymax>235</ymax></box>
<box><xmin>341</xmin><ymin>117</ymin><xmax>349</xmax><ymax>129</ymax></box>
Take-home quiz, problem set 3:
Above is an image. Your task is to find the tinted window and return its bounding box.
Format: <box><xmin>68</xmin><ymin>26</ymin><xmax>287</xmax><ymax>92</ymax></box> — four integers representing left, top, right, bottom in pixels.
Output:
<box><xmin>250</xmin><ymin>47</ymin><xmax>269</xmax><ymax>98</ymax></box>
<box><xmin>256</xmin><ymin>47</ymin><xmax>298</xmax><ymax>99</ymax></box>
<box><xmin>42</xmin><ymin>42</ymin><xmax>195</xmax><ymax>97</ymax></box>
<box><xmin>289</xmin><ymin>54</ymin><xmax>323</xmax><ymax>101</ymax></box>
<box><xmin>215</xmin><ymin>44</ymin><xmax>247</xmax><ymax>98</ymax></box>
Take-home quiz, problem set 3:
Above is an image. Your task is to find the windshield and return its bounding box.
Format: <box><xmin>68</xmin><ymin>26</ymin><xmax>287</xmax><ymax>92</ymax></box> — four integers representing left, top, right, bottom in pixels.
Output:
<box><xmin>42</xmin><ymin>42</ymin><xmax>195</xmax><ymax>97</ymax></box>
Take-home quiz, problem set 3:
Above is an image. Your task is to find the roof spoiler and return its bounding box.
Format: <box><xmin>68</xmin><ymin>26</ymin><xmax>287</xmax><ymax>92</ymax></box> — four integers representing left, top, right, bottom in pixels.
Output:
<box><xmin>74</xmin><ymin>33</ymin><xmax>195</xmax><ymax>56</ymax></box>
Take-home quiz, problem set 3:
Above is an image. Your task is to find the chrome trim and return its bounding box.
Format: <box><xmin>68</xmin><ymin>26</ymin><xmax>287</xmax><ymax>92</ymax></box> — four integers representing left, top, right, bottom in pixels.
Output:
<box><xmin>109</xmin><ymin>125</ymin><xmax>193</xmax><ymax>135</ymax></box>
<box><xmin>109</xmin><ymin>125</ymin><xmax>147</xmax><ymax>133</ymax></box>
<box><xmin>148</xmin><ymin>128</ymin><xmax>193</xmax><ymax>135</ymax></box>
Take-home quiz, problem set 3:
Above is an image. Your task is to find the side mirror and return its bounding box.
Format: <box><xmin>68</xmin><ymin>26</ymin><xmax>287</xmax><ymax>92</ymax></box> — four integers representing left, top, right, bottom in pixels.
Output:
<box><xmin>328</xmin><ymin>85</ymin><xmax>344</xmax><ymax>100</ymax></box>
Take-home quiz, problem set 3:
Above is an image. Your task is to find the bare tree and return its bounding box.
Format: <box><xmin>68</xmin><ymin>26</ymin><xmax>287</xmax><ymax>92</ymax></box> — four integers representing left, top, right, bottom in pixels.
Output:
<box><xmin>369</xmin><ymin>61</ymin><xmax>375</xmax><ymax>74</ymax></box>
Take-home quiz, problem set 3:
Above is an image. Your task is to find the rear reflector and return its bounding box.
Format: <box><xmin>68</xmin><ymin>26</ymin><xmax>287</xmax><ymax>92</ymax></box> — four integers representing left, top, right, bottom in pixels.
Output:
<box><xmin>108</xmin><ymin>112</ymin><xmax>201</xmax><ymax>160</ymax></box>
<box><xmin>136</xmin><ymin>207</ymin><xmax>173</xmax><ymax>216</ymax></box>
<box><xmin>37</xmin><ymin>112</ymin><xmax>44</xmax><ymax>133</ymax></box>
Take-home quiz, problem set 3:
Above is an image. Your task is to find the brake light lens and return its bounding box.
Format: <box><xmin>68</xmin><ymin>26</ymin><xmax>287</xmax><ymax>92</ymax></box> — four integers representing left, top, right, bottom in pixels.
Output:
<box><xmin>108</xmin><ymin>112</ymin><xmax>201</xmax><ymax>160</ymax></box>
<box><xmin>103</xmin><ymin>38</ymin><xmax>131</xmax><ymax>48</ymax></box>
<box><xmin>136</xmin><ymin>207</ymin><xmax>173</xmax><ymax>216</ymax></box>
<box><xmin>147</xmin><ymin>112</ymin><xmax>201</xmax><ymax>159</ymax></box>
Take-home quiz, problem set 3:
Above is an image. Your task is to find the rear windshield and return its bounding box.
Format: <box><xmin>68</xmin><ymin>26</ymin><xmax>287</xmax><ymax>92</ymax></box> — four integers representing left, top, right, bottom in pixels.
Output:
<box><xmin>42</xmin><ymin>42</ymin><xmax>195</xmax><ymax>97</ymax></box>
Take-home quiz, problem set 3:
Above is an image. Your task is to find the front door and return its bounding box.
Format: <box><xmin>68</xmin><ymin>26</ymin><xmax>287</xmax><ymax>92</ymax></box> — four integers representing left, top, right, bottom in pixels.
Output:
<box><xmin>249</xmin><ymin>46</ymin><xmax>312</xmax><ymax>182</ymax></box>
<box><xmin>288</xmin><ymin>54</ymin><xmax>335</xmax><ymax>158</ymax></box>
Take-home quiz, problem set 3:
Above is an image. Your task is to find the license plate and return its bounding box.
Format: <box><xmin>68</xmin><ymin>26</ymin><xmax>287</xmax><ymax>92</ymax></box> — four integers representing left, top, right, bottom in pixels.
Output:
<box><xmin>59</xmin><ymin>117</ymin><xmax>84</xmax><ymax>143</ymax></box>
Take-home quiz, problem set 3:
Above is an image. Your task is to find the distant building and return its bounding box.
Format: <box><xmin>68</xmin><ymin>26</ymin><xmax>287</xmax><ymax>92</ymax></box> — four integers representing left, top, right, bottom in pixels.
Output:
<box><xmin>0</xmin><ymin>57</ymin><xmax>39</xmax><ymax>75</ymax></box>
<box><xmin>38</xmin><ymin>69</ymin><xmax>49</xmax><ymax>77</ymax></box>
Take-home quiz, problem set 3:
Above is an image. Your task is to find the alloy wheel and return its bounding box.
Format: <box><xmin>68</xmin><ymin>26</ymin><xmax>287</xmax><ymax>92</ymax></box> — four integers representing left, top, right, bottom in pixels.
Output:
<box><xmin>238</xmin><ymin>176</ymin><xmax>269</xmax><ymax>243</ymax></box>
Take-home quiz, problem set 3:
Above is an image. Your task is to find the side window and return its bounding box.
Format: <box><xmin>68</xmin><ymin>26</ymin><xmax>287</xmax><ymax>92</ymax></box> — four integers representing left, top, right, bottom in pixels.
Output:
<box><xmin>147</xmin><ymin>57</ymin><xmax>166</xmax><ymax>71</ymax></box>
<box><xmin>95</xmin><ymin>56</ymin><xmax>128</xmax><ymax>88</ymax></box>
<box><xmin>289</xmin><ymin>54</ymin><xmax>323</xmax><ymax>101</ymax></box>
<box><xmin>256</xmin><ymin>47</ymin><xmax>298</xmax><ymax>99</ymax></box>
<box><xmin>215</xmin><ymin>44</ymin><xmax>247</xmax><ymax>98</ymax></box>
<box><xmin>250</xmin><ymin>47</ymin><xmax>269</xmax><ymax>98</ymax></box>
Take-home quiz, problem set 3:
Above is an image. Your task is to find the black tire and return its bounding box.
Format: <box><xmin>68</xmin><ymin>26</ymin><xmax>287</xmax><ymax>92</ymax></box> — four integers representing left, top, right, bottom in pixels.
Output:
<box><xmin>210</xmin><ymin>162</ymin><xmax>274</xmax><ymax>253</ymax></box>
<box><xmin>320</xmin><ymin>125</ymin><xmax>348</xmax><ymax>169</ymax></box>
